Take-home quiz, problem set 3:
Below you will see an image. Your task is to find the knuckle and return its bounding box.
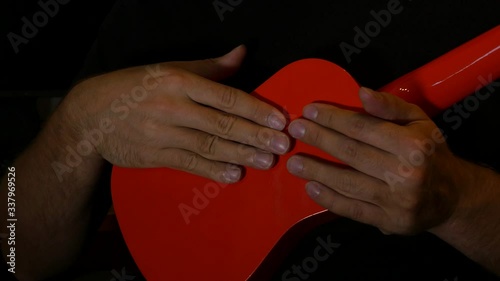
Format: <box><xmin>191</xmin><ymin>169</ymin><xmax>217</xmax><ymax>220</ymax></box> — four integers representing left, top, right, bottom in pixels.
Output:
<box><xmin>309</xmin><ymin>128</ymin><xmax>323</xmax><ymax>146</ymax></box>
<box><xmin>143</xmin><ymin>119</ymin><xmax>164</xmax><ymax>140</ymax></box>
<box><xmin>339</xmin><ymin>138</ymin><xmax>360</xmax><ymax>162</ymax></box>
<box><xmin>199</xmin><ymin>135</ymin><xmax>219</xmax><ymax>156</ymax></box>
<box><xmin>336</xmin><ymin>173</ymin><xmax>357</xmax><ymax>194</ymax></box>
<box><xmin>371</xmin><ymin>191</ymin><xmax>384</xmax><ymax>205</ymax></box>
<box><xmin>399</xmin><ymin>158</ymin><xmax>428</xmax><ymax>185</ymax></box>
<box><xmin>381</xmin><ymin>122</ymin><xmax>399</xmax><ymax>138</ymax></box>
<box><xmin>181</xmin><ymin>153</ymin><xmax>200</xmax><ymax>171</ymax></box>
<box><xmin>236</xmin><ymin>143</ymin><xmax>254</xmax><ymax>159</ymax></box>
<box><xmin>218</xmin><ymin>87</ymin><xmax>238</xmax><ymax>109</ymax></box>
<box><xmin>324</xmin><ymin>109</ymin><xmax>336</xmax><ymax>127</ymax></box>
<box><xmin>400</xmin><ymin>193</ymin><xmax>423</xmax><ymax>215</ymax></box>
<box><xmin>374</xmin><ymin>185</ymin><xmax>391</xmax><ymax>204</ymax></box>
<box><xmin>216</xmin><ymin>113</ymin><xmax>238</xmax><ymax>136</ymax></box>
<box><xmin>208</xmin><ymin>160</ymin><xmax>223</xmax><ymax>181</ymax></box>
<box><xmin>349</xmin><ymin>115</ymin><xmax>367</xmax><ymax>138</ymax></box>
<box><xmin>256</xmin><ymin>127</ymin><xmax>272</xmax><ymax>146</ymax></box>
<box><xmin>162</xmin><ymin>68</ymin><xmax>188</xmax><ymax>90</ymax></box>
<box><xmin>347</xmin><ymin>203</ymin><xmax>365</xmax><ymax>221</ymax></box>
<box><xmin>396</xmin><ymin>213</ymin><xmax>420</xmax><ymax>235</ymax></box>
<box><xmin>409</xmin><ymin>166</ymin><xmax>427</xmax><ymax>184</ymax></box>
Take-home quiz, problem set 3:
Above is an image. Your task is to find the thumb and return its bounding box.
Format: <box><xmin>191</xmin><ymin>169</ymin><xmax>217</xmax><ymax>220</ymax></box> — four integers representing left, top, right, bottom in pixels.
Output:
<box><xmin>165</xmin><ymin>45</ymin><xmax>246</xmax><ymax>81</ymax></box>
<box><xmin>359</xmin><ymin>87</ymin><xmax>429</xmax><ymax>124</ymax></box>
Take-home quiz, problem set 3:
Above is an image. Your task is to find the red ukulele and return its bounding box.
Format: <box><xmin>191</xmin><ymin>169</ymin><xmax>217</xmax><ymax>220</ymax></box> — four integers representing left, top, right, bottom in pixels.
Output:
<box><xmin>111</xmin><ymin>26</ymin><xmax>500</xmax><ymax>280</ymax></box>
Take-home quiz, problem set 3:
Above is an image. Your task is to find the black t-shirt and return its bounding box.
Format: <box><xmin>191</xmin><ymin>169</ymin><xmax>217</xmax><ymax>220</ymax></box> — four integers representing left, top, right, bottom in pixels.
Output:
<box><xmin>76</xmin><ymin>0</ymin><xmax>500</xmax><ymax>280</ymax></box>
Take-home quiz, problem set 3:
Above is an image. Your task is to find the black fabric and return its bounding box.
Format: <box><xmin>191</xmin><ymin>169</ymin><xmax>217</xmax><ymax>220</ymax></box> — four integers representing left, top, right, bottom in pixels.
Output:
<box><xmin>0</xmin><ymin>246</ymin><xmax>18</xmax><ymax>280</ymax></box>
<box><xmin>79</xmin><ymin>0</ymin><xmax>500</xmax><ymax>170</ymax></box>
<box><xmin>270</xmin><ymin>218</ymin><xmax>498</xmax><ymax>281</ymax></box>
<box><xmin>76</xmin><ymin>0</ymin><xmax>500</xmax><ymax>280</ymax></box>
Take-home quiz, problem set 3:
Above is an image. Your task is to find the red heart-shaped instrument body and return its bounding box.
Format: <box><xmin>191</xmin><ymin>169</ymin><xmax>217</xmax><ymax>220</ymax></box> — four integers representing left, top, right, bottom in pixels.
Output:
<box><xmin>111</xmin><ymin>26</ymin><xmax>500</xmax><ymax>281</ymax></box>
<box><xmin>111</xmin><ymin>59</ymin><xmax>358</xmax><ymax>281</ymax></box>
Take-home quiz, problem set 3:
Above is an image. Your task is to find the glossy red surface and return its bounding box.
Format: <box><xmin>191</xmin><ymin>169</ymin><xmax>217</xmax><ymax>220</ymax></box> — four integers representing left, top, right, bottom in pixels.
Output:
<box><xmin>380</xmin><ymin>25</ymin><xmax>500</xmax><ymax>116</ymax></box>
<box><xmin>112</xmin><ymin>60</ymin><xmax>357</xmax><ymax>281</ymax></box>
<box><xmin>111</xmin><ymin>25</ymin><xmax>499</xmax><ymax>280</ymax></box>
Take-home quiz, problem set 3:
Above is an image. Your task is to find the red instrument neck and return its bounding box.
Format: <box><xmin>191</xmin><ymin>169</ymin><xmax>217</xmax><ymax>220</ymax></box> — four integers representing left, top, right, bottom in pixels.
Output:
<box><xmin>380</xmin><ymin>25</ymin><xmax>500</xmax><ymax>117</ymax></box>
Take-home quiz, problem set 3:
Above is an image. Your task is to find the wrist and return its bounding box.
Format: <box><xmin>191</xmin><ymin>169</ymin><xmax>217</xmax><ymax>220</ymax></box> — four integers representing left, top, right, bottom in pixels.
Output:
<box><xmin>429</xmin><ymin>158</ymin><xmax>500</xmax><ymax>267</ymax></box>
<box><xmin>32</xmin><ymin>84</ymin><xmax>106</xmax><ymax>183</ymax></box>
<box><xmin>50</xmin><ymin>82</ymin><xmax>104</xmax><ymax>161</ymax></box>
<box><xmin>430</xmin><ymin>158</ymin><xmax>488</xmax><ymax>234</ymax></box>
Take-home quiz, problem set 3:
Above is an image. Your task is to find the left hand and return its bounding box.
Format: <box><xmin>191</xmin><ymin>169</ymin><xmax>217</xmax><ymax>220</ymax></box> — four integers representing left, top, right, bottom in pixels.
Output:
<box><xmin>286</xmin><ymin>87</ymin><xmax>464</xmax><ymax>235</ymax></box>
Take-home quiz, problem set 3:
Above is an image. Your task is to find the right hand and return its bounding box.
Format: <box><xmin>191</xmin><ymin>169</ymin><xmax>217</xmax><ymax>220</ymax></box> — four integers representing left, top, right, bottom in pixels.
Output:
<box><xmin>59</xmin><ymin>45</ymin><xmax>290</xmax><ymax>183</ymax></box>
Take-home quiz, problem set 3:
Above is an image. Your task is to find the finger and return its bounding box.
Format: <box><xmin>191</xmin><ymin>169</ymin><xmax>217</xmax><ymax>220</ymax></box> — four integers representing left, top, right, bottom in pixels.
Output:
<box><xmin>359</xmin><ymin>87</ymin><xmax>429</xmax><ymax>123</ymax></box>
<box><xmin>161</xmin><ymin>45</ymin><xmax>287</xmax><ymax>130</ymax></box>
<box><xmin>305</xmin><ymin>181</ymin><xmax>387</xmax><ymax>228</ymax></box>
<box><xmin>287</xmin><ymin>156</ymin><xmax>388</xmax><ymax>205</ymax></box>
<box><xmin>184</xmin><ymin>75</ymin><xmax>287</xmax><ymax>131</ymax></box>
<box><xmin>152</xmin><ymin>148</ymin><xmax>242</xmax><ymax>183</ymax></box>
<box><xmin>288</xmin><ymin>119</ymin><xmax>398</xmax><ymax>180</ymax></box>
<box><xmin>302</xmin><ymin>103</ymin><xmax>409</xmax><ymax>155</ymax></box>
<box><xmin>175</xmin><ymin>103</ymin><xmax>290</xmax><ymax>155</ymax></box>
<box><xmin>165</xmin><ymin>45</ymin><xmax>246</xmax><ymax>82</ymax></box>
<box><xmin>164</xmin><ymin>127</ymin><xmax>275</xmax><ymax>170</ymax></box>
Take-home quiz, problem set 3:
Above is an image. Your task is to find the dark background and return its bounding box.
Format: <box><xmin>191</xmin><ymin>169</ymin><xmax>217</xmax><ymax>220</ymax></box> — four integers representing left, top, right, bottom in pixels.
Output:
<box><xmin>0</xmin><ymin>0</ymin><xmax>116</xmax><ymax>173</ymax></box>
<box><xmin>1</xmin><ymin>0</ymin><xmax>500</xmax><ymax>280</ymax></box>
<box><xmin>0</xmin><ymin>1</ymin><xmax>128</xmax><ymax>279</ymax></box>
<box><xmin>2</xmin><ymin>0</ymin><xmax>499</xmax><ymax>175</ymax></box>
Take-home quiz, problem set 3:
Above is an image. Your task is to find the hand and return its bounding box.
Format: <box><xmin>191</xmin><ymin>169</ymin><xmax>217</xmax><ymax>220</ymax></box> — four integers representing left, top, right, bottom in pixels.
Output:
<box><xmin>286</xmin><ymin>87</ymin><xmax>464</xmax><ymax>235</ymax></box>
<box><xmin>58</xmin><ymin>45</ymin><xmax>290</xmax><ymax>183</ymax></box>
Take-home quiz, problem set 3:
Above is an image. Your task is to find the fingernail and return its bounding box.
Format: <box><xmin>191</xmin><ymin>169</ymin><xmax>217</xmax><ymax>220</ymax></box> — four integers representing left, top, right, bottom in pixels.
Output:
<box><xmin>253</xmin><ymin>152</ymin><xmax>274</xmax><ymax>169</ymax></box>
<box><xmin>303</xmin><ymin>105</ymin><xmax>318</xmax><ymax>120</ymax></box>
<box><xmin>223</xmin><ymin>165</ymin><xmax>241</xmax><ymax>182</ymax></box>
<box><xmin>287</xmin><ymin>157</ymin><xmax>304</xmax><ymax>174</ymax></box>
<box><xmin>305</xmin><ymin>182</ymin><xmax>322</xmax><ymax>199</ymax></box>
<box><xmin>270</xmin><ymin>134</ymin><xmax>289</xmax><ymax>154</ymax></box>
<box><xmin>268</xmin><ymin>113</ymin><xmax>286</xmax><ymax>130</ymax></box>
<box><xmin>288</xmin><ymin>122</ymin><xmax>306</xmax><ymax>138</ymax></box>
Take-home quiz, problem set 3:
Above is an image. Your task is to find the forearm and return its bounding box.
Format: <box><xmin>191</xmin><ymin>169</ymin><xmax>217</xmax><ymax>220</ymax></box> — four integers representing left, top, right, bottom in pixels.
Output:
<box><xmin>430</xmin><ymin>159</ymin><xmax>500</xmax><ymax>275</ymax></box>
<box><xmin>1</xmin><ymin>97</ymin><xmax>108</xmax><ymax>281</ymax></box>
